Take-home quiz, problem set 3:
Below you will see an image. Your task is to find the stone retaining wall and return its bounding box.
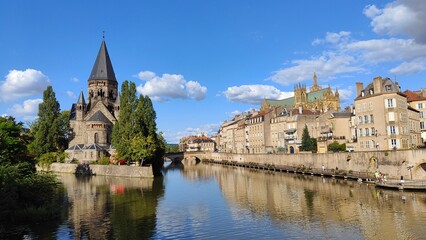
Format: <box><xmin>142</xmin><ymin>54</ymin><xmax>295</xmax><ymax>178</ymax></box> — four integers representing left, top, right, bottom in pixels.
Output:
<box><xmin>47</xmin><ymin>163</ymin><xmax>154</xmax><ymax>178</ymax></box>
<box><xmin>185</xmin><ymin>149</ymin><xmax>426</xmax><ymax>180</ymax></box>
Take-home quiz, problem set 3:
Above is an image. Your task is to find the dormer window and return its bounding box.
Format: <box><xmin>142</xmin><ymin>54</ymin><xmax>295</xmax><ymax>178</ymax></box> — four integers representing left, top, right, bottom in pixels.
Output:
<box><xmin>385</xmin><ymin>85</ymin><xmax>392</xmax><ymax>91</ymax></box>
<box><xmin>369</xmin><ymin>89</ymin><xmax>374</xmax><ymax>95</ymax></box>
<box><xmin>361</xmin><ymin>90</ymin><xmax>365</xmax><ymax>96</ymax></box>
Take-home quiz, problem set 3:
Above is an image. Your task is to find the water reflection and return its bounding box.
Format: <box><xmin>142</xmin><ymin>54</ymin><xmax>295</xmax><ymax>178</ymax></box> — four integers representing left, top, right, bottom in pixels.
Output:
<box><xmin>57</xmin><ymin>174</ymin><xmax>164</xmax><ymax>239</ymax></box>
<box><xmin>180</xmin><ymin>163</ymin><xmax>426</xmax><ymax>239</ymax></box>
<box><xmin>5</xmin><ymin>163</ymin><xmax>426</xmax><ymax>239</ymax></box>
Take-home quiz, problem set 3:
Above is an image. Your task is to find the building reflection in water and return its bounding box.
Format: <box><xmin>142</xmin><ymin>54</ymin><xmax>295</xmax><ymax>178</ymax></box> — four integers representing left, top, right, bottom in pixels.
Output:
<box><xmin>57</xmin><ymin>174</ymin><xmax>164</xmax><ymax>240</ymax></box>
<box><xmin>181</xmin><ymin>163</ymin><xmax>426</xmax><ymax>240</ymax></box>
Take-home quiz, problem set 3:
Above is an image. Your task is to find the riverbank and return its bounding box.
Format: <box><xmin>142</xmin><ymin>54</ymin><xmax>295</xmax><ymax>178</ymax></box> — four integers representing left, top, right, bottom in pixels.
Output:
<box><xmin>47</xmin><ymin>163</ymin><xmax>154</xmax><ymax>178</ymax></box>
<box><xmin>185</xmin><ymin>149</ymin><xmax>426</xmax><ymax>180</ymax></box>
<box><xmin>202</xmin><ymin>159</ymin><xmax>375</xmax><ymax>182</ymax></box>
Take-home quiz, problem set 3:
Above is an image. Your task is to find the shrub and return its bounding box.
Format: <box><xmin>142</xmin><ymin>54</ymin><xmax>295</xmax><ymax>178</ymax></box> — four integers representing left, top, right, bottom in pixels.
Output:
<box><xmin>97</xmin><ymin>156</ymin><xmax>110</xmax><ymax>165</ymax></box>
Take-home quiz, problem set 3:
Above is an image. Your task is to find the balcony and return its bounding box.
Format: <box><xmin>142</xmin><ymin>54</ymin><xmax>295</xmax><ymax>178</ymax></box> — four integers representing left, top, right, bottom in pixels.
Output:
<box><xmin>285</xmin><ymin>128</ymin><xmax>297</xmax><ymax>134</ymax></box>
<box><xmin>285</xmin><ymin>135</ymin><xmax>296</xmax><ymax>140</ymax></box>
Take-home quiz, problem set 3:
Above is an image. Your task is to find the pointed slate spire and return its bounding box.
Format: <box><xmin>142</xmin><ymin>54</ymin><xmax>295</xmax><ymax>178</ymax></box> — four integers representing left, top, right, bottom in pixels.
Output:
<box><xmin>89</xmin><ymin>37</ymin><xmax>117</xmax><ymax>82</ymax></box>
<box><xmin>77</xmin><ymin>90</ymin><xmax>86</xmax><ymax>105</ymax></box>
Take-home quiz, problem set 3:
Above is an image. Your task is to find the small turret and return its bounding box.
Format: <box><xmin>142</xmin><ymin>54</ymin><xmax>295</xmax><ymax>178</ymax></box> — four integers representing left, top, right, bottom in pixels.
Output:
<box><xmin>76</xmin><ymin>91</ymin><xmax>86</xmax><ymax>120</ymax></box>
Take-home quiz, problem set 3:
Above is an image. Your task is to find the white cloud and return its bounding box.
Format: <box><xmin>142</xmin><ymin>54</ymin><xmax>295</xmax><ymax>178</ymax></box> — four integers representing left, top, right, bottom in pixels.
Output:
<box><xmin>164</xmin><ymin>123</ymin><xmax>220</xmax><ymax>143</ymax></box>
<box><xmin>312</xmin><ymin>31</ymin><xmax>350</xmax><ymax>46</ymax></box>
<box><xmin>269</xmin><ymin>52</ymin><xmax>363</xmax><ymax>85</ymax></box>
<box><xmin>345</xmin><ymin>38</ymin><xmax>426</xmax><ymax>63</ymax></box>
<box><xmin>364</xmin><ymin>1</ymin><xmax>426</xmax><ymax>43</ymax></box>
<box><xmin>224</xmin><ymin>84</ymin><xmax>293</xmax><ymax>105</ymax></box>
<box><xmin>136</xmin><ymin>71</ymin><xmax>207</xmax><ymax>102</ymax></box>
<box><xmin>66</xmin><ymin>91</ymin><xmax>76</xmax><ymax>98</ymax></box>
<box><xmin>229</xmin><ymin>110</ymin><xmax>242</xmax><ymax>118</ymax></box>
<box><xmin>138</xmin><ymin>71</ymin><xmax>156</xmax><ymax>81</ymax></box>
<box><xmin>336</xmin><ymin>87</ymin><xmax>353</xmax><ymax>104</ymax></box>
<box><xmin>0</xmin><ymin>69</ymin><xmax>50</xmax><ymax>102</ymax></box>
<box><xmin>390</xmin><ymin>59</ymin><xmax>426</xmax><ymax>75</ymax></box>
<box><xmin>71</xmin><ymin>77</ymin><xmax>79</xmax><ymax>82</ymax></box>
<box><xmin>9</xmin><ymin>98</ymin><xmax>42</xmax><ymax>121</ymax></box>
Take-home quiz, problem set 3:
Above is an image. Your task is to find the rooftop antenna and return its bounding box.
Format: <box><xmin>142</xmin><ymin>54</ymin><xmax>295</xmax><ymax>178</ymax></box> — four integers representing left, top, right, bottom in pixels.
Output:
<box><xmin>102</xmin><ymin>30</ymin><xmax>105</xmax><ymax>39</ymax></box>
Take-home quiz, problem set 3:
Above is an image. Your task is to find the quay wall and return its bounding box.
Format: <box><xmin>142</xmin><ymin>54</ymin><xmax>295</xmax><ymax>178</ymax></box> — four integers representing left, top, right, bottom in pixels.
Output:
<box><xmin>47</xmin><ymin>163</ymin><xmax>154</xmax><ymax>178</ymax></box>
<box><xmin>186</xmin><ymin>149</ymin><xmax>426</xmax><ymax>180</ymax></box>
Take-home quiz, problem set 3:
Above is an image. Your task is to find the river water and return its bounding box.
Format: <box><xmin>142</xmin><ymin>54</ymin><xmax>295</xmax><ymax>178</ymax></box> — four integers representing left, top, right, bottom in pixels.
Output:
<box><xmin>5</xmin><ymin>162</ymin><xmax>426</xmax><ymax>239</ymax></box>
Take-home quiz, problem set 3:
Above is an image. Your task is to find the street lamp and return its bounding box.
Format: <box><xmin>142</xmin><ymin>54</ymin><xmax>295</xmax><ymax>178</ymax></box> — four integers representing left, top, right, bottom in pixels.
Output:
<box><xmin>407</xmin><ymin>164</ymin><xmax>414</xmax><ymax>180</ymax></box>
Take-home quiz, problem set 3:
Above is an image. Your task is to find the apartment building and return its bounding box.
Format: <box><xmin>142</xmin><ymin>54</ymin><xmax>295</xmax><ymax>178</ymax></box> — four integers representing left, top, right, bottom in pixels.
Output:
<box><xmin>179</xmin><ymin>135</ymin><xmax>216</xmax><ymax>152</ymax></box>
<box><xmin>316</xmin><ymin>111</ymin><xmax>353</xmax><ymax>153</ymax></box>
<box><xmin>354</xmin><ymin>76</ymin><xmax>415</xmax><ymax>151</ymax></box>
<box><xmin>247</xmin><ymin>110</ymin><xmax>272</xmax><ymax>154</ymax></box>
<box><xmin>405</xmin><ymin>89</ymin><xmax>426</xmax><ymax>145</ymax></box>
<box><xmin>269</xmin><ymin>107</ymin><xmax>319</xmax><ymax>154</ymax></box>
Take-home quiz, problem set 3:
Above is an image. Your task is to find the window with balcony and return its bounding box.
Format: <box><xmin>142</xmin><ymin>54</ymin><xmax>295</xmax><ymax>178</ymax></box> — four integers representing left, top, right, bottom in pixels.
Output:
<box><xmin>358</xmin><ymin>116</ymin><xmax>363</xmax><ymax>124</ymax></box>
<box><xmin>364</xmin><ymin>115</ymin><xmax>369</xmax><ymax>124</ymax></box>
<box><xmin>366</xmin><ymin>128</ymin><xmax>370</xmax><ymax>136</ymax></box>
<box><xmin>359</xmin><ymin>129</ymin><xmax>363</xmax><ymax>137</ymax></box>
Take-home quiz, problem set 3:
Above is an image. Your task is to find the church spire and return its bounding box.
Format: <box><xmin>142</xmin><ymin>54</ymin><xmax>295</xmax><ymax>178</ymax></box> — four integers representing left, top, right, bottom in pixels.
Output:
<box><xmin>310</xmin><ymin>72</ymin><xmax>321</xmax><ymax>92</ymax></box>
<box><xmin>77</xmin><ymin>90</ymin><xmax>86</xmax><ymax>105</ymax></box>
<box><xmin>88</xmin><ymin>37</ymin><xmax>117</xmax><ymax>82</ymax></box>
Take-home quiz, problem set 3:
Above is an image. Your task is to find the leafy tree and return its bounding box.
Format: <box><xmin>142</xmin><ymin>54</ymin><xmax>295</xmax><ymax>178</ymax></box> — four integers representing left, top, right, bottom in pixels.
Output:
<box><xmin>57</xmin><ymin>110</ymin><xmax>70</xmax><ymax>151</ymax></box>
<box><xmin>112</xmin><ymin>81</ymin><xmax>138</xmax><ymax>160</ymax></box>
<box><xmin>0</xmin><ymin>117</ymin><xmax>64</xmax><ymax>224</ymax></box>
<box><xmin>112</xmin><ymin>81</ymin><xmax>165</xmax><ymax>175</ymax></box>
<box><xmin>0</xmin><ymin>116</ymin><xmax>30</xmax><ymax>165</ymax></box>
<box><xmin>28</xmin><ymin>86</ymin><xmax>62</xmax><ymax>157</ymax></box>
<box><xmin>328</xmin><ymin>141</ymin><xmax>347</xmax><ymax>152</ymax></box>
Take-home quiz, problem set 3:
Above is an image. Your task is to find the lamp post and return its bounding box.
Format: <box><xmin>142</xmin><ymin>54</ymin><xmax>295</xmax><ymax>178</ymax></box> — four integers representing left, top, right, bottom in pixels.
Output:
<box><xmin>407</xmin><ymin>164</ymin><xmax>414</xmax><ymax>180</ymax></box>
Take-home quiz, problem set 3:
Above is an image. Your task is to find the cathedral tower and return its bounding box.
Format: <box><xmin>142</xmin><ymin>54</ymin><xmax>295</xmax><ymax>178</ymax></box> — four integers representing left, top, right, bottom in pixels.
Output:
<box><xmin>67</xmin><ymin>37</ymin><xmax>120</xmax><ymax>162</ymax></box>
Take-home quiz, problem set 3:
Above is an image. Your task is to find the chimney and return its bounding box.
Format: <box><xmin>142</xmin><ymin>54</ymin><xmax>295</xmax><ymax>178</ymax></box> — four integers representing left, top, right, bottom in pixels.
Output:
<box><xmin>373</xmin><ymin>76</ymin><xmax>382</xmax><ymax>93</ymax></box>
<box><xmin>356</xmin><ymin>82</ymin><xmax>364</xmax><ymax>97</ymax></box>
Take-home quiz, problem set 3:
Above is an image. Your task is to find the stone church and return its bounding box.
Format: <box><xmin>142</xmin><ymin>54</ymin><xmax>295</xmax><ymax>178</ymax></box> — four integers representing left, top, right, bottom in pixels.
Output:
<box><xmin>261</xmin><ymin>73</ymin><xmax>340</xmax><ymax>112</ymax></box>
<box><xmin>66</xmin><ymin>38</ymin><xmax>120</xmax><ymax>162</ymax></box>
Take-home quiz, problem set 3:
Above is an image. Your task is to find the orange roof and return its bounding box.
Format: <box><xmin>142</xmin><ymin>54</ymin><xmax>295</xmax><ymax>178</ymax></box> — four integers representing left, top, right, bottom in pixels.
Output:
<box><xmin>404</xmin><ymin>90</ymin><xmax>426</xmax><ymax>102</ymax></box>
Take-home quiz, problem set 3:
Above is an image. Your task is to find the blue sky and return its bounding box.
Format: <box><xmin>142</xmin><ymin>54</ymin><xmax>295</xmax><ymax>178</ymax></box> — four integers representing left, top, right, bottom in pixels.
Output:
<box><xmin>1</xmin><ymin>0</ymin><xmax>426</xmax><ymax>143</ymax></box>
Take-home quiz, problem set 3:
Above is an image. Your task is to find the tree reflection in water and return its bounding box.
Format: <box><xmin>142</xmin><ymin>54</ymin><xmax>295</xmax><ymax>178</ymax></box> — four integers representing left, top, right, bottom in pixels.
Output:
<box><xmin>58</xmin><ymin>174</ymin><xmax>164</xmax><ymax>240</ymax></box>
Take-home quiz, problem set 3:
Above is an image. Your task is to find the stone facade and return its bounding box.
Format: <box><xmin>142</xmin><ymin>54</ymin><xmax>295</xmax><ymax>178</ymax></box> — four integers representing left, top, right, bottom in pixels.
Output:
<box><xmin>66</xmin><ymin>38</ymin><xmax>120</xmax><ymax>163</ymax></box>
<box><xmin>354</xmin><ymin>76</ymin><xmax>419</xmax><ymax>151</ymax></box>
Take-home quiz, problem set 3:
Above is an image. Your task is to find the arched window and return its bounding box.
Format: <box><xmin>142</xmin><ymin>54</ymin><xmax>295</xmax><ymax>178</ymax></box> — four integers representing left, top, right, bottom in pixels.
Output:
<box><xmin>94</xmin><ymin>133</ymin><xmax>98</xmax><ymax>144</ymax></box>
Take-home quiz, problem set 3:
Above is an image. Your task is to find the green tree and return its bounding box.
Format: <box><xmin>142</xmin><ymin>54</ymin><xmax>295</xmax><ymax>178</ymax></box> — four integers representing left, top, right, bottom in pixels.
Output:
<box><xmin>112</xmin><ymin>81</ymin><xmax>138</xmax><ymax>160</ymax></box>
<box><xmin>327</xmin><ymin>141</ymin><xmax>346</xmax><ymax>152</ymax></box>
<box><xmin>300</xmin><ymin>125</ymin><xmax>312</xmax><ymax>151</ymax></box>
<box><xmin>300</xmin><ymin>125</ymin><xmax>317</xmax><ymax>152</ymax></box>
<box><xmin>28</xmin><ymin>86</ymin><xmax>62</xmax><ymax>157</ymax></box>
<box><xmin>0</xmin><ymin>116</ymin><xmax>30</xmax><ymax>165</ymax></box>
<box><xmin>57</xmin><ymin>110</ymin><xmax>70</xmax><ymax>151</ymax></box>
<box><xmin>0</xmin><ymin>117</ymin><xmax>64</xmax><ymax>225</ymax></box>
<box><xmin>112</xmin><ymin>81</ymin><xmax>165</xmax><ymax>175</ymax></box>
